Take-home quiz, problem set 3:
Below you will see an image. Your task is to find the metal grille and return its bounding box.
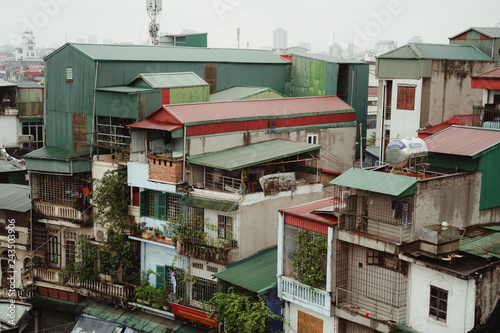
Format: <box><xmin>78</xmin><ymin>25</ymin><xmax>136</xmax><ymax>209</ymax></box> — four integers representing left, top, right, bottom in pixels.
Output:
<box><xmin>217</xmin><ymin>214</ymin><xmax>233</xmax><ymax>240</ymax></box>
<box><xmin>32</xmin><ymin>222</ymin><xmax>47</xmax><ymax>258</ymax></box>
<box><xmin>283</xmin><ymin>224</ymin><xmax>299</xmax><ymax>277</ymax></box>
<box><xmin>96</xmin><ymin>116</ymin><xmax>133</xmax><ymax>153</ymax></box>
<box><xmin>337</xmin><ymin>241</ymin><xmax>407</xmax><ymax>311</ymax></box>
<box><xmin>191</xmin><ymin>277</ymin><xmax>217</xmax><ymax>303</ymax></box>
<box><xmin>31</xmin><ymin>172</ymin><xmax>91</xmax><ymax>207</ymax></box>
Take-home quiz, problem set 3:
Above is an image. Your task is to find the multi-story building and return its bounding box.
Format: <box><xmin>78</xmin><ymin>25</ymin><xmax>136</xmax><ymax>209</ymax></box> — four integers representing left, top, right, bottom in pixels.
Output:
<box><xmin>273</xmin><ymin>27</ymin><xmax>288</xmax><ymax>50</ymax></box>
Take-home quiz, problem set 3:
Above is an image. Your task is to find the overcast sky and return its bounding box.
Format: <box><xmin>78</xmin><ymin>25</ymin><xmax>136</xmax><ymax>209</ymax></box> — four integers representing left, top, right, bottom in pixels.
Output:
<box><xmin>2</xmin><ymin>0</ymin><xmax>500</xmax><ymax>53</ymax></box>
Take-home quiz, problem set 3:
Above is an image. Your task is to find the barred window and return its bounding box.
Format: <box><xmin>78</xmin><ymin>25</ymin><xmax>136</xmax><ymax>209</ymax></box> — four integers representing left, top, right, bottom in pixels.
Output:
<box><xmin>218</xmin><ymin>215</ymin><xmax>233</xmax><ymax>240</ymax></box>
<box><xmin>192</xmin><ymin>277</ymin><xmax>217</xmax><ymax>302</ymax></box>
<box><xmin>430</xmin><ymin>286</ymin><xmax>448</xmax><ymax>322</ymax></box>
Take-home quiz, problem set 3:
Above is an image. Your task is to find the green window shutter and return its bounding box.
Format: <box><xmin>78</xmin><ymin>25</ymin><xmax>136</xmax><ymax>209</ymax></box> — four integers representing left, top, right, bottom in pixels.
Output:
<box><xmin>157</xmin><ymin>193</ymin><xmax>167</xmax><ymax>219</ymax></box>
<box><xmin>156</xmin><ymin>265</ymin><xmax>166</xmax><ymax>289</ymax></box>
<box><xmin>140</xmin><ymin>191</ymin><xmax>150</xmax><ymax>217</ymax></box>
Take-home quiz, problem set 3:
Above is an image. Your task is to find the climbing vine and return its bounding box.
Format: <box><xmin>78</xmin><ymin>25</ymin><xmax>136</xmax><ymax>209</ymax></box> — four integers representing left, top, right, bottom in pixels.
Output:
<box><xmin>292</xmin><ymin>230</ymin><xmax>328</xmax><ymax>288</ymax></box>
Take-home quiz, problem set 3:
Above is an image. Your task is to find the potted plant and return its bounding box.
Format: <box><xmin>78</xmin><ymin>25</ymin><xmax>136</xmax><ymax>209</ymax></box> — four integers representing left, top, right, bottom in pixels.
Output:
<box><xmin>154</xmin><ymin>227</ymin><xmax>162</xmax><ymax>239</ymax></box>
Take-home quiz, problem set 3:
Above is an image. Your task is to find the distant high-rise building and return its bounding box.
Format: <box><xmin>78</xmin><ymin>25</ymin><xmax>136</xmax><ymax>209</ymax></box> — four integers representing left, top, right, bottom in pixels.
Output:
<box><xmin>21</xmin><ymin>30</ymin><xmax>37</xmax><ymax>59</ymax></box>
<box><xmin>408</xmin><ymin>36</ymin><xmax>423</xmax><ymax>43</ymax></box>
<box><xmin>88</xmin><ymin>34</ymin><xmax>98</xmax><ymax>44</ymax></box>
<box><xmin>329</xmin><ymin>43</ymin><xmax>342</xmax><ymax>57</ymax></box>
<box><xmin>297</xmin><ymin>41</ymin><xmax>311</xmax><ymax>52</ymax></box>
<box><xmin>347</xmin><ymin>43</ymin><xmax>354</xmax><ymax>59</ymax></box>
<box><xmin>273</xmin><ymin>27</ymin><xmax>287</xmax><ymax>50</ymax></box>
<box><xmin>374</xmin><ymin>40</ymin><xmax>397</xmax><ymax>56</ymax></box>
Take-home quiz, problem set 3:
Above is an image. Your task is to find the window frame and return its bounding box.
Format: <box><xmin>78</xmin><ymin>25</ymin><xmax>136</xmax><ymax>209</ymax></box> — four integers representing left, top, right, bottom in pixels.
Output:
<box><xmin>218</xmin><ymin>214</ymin><xmax>233</xmax><ymax>240</ymax></box>
<box><xmin>396</xmin><ymin>85</ymin><xmax>416</xmax><ymax>110</ymax></box>
<box><xmin>429</xmin><ymin>285</ymin><xmax>448</xmax><ymax>322</ymax></box>
<box><xmin>65</xmin><ymin>67</ymin><xmax>73</xmax><ymax>82</ymax></box>
<box><xmin>307</xmin><ymin>133</ymin><xmax>319</xmax><ymax>145</ymax></box>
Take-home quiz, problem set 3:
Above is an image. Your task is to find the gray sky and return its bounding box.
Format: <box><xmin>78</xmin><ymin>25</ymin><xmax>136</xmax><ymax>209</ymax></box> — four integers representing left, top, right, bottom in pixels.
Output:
<box><xmin>2</xmin><ymin>0</ymin><xmax>500</xmax><ymax>52</ymax></box>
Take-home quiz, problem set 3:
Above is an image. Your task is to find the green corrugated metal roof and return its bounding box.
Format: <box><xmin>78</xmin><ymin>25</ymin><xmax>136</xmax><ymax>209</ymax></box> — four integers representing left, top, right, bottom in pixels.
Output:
<box><xmin>484</xmin><ymin>225</ymin><xmax>500</xmax><ymax>232</ymax></box>
<box><xmin>96</xmin><ymin>86</ymin><xmax>155</xmax><ymax>94</ymax></box>
<box><xmin>450</xmin><ymin>27</ymin><xmax>500</xmax><ymax>39</ymax></box>
<box><xmin>213</xmin><ymin>246</ymin><xmax>277</xmax><ymax>294</ymax></box>
<box><xmin>0</xmin><ymin>184</ymin><xmax>31</xmax><ymax>212</ymax></box>
<box><xmin>365</xmin><ymin>146</ymin><xmax>380</xmax><ymax>158</ymax></box>
<box><xmin>23</xmin><ymin>146</ymin><xmax>88</xmax><ymax>161</ymax></box>
<box><xmin>47</xmin><ymin>43</ymin><xmax>288</xmax><ymax>64</ymax></box>
<box><xmin>82</xmin><ymin>301</ymin><xmax>180</xmax><ymax>332</ymax></box>
<box><xmin>0</xmin><ymin>302</ymin><xmax>30</xmax><ymax>325</ymax></box>
<box><xmin>130</xmin><ymin>72</ymin><xmax>208</xmax><ymax>89</ymax></box>
<box><xmin>187</xmin><ymin>140</ymin><xmax>321</xmax><ymax>171</ymax></box>
<box><xmin>377</xmin><ymin>43</ymin><xmax>491</xmax><ymax>61</ymax></box>
<box><xmin>0</xmin><ymin>160</ymin><xmax>25</xmax><ymax>173</ymax></box>
<box><xmin>0</xmin><ymin>79</ymin><xmax>16</xmax><ymax>87</ymax></box>
<box><xmin>330</xmin><ymin>168</ymin><xmax>418</xmax><ymax>197</ymax></box>
<box><xmin>295</xmin><ymin>53</ymin><xmax>367</xmax><ymax>64</ymax></box>
<box><xmin>460</xmin><ymin>232</ymin><xmax>500</xmax><ymax>259</ymax></box>
<box><xmin>209</xmin><ymin>86</ymin><xmax>285</xmax><ymax>102</ymax></box>
<box><xmin>176</xmin><ymin>196</ymin><xmax>238</xmax><ymax>213</ymax></box>
<box><xmin>391</xmin><ymin>320</ymin><xmax>421</xmax><ymax>333</ymax></box>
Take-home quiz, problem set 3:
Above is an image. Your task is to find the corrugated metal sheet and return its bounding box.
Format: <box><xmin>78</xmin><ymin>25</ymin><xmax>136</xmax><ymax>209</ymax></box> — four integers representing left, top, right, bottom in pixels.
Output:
<box><xmin>280</xmin><ymin>197</ymin><xmax>338</xmax><ymax>227</ymax></box>
<box><xmin>472</xmin><ymin>66</ymin><xmax>500</xmax><ymax>79</ymax></box>
<box><xmin>0</xmin><ymin>302</ymin><xmax>30</xmax><ymax>325</ymax></box>
<box><xmin>9</xmin><ymin>81</ymin><xmax>43</xmax><ymax>88</ymax></box>
<box><xmin>24</xmin><ymin>146</ymin><xmax>88</xmax><ymax>161</ymax></box>
<box><xmin>96</xmin><ymin>86</ymin><xmax>155</xmax><ymax>94</ymax></box>
<box><xmin>377</xmin><ymin>43</ymin><xmax>491</xmax><ymax>61</ymax></box>
<box><xmin>296</xmin><ymin>53</ymin><xmax>367</xmax><ymax>64</ymax></box>
<box><xmin>162</xmin><ymin>95</ymin><xmax>353</xmax><ymax>125</ymax></box>
<box><xmin>0</xmin><ymin>160</ymin><xmax>25</xmax><ymax>173</ymax></box>
<box><xmin>425</xmin><ymin>126</ymin><xmax>500</xmax><ymax>158</ymax></box>
<box><xmin>129</xmin><ymin>72</ymin><xmax>208</xmax><ymax>89</ymax></box>
<box><xmin>187</xmin><ymin>140</ymin><xmax>321</xmax><ymax>171</ymax></box>
<box><xmin>0</xmin><ymin>79</ymin><xmax>16</xmax><ymax>87</ymax></box>
<box><xmin>213</xmin><ymin>246</ymin><xmax>277</xmax><ymax>294</ymax></box>
<box><xmin>127</xmin><ymin>119</ymin><xmax>182</xmax><ymax>131</ymax></box>
<box><xmin>0</xmin><ymin>184</ymin><xmax>31</xmax><ymax>212</ymax></box>
<box><xmin>368</xmin><ymin>87</ymin><xmax>378</xmax><ymax>97</ymax></box>
<box><xmin>47</xmin><ymin>43</ymin><xmax>288</xmax><ymax>64</ymax></box>
<box><xmin>209</xmin><ymin>86</ymin><xmax>284</xmax><ymax>102</ymax></box>
<box><xmin>460</xmin><ymin>231</ymin><xmax>500</xmax><ymax>259</ymax></box>
<box><xmin>450</xmin><ymin>27</ymin><xmax>500</xmax><ymax>40</ymax></box>
<box><xmin>330</xmin><ymin>168</ymin><xmax>418</xmax><ymax>197</ymax></box>
<box><xmin>418</xmin><ymin>114</ymin><xmax>477</xmax><ymax>136</ymax></box>
<box><xmin>175</xmin><ymin>196</ymin><xmax>238</xmax><ymax>213</ymax></box>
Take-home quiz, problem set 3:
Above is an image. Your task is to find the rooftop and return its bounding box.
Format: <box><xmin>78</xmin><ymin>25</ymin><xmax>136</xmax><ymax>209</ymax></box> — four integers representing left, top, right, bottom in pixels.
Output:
<box><xmin>279</xmin><ymin>197</ymin><xmax>339</xmax><ymax>226</ymax></box>
<box><xmin>128</xmin><ymin>72</ymin><xmax>208</xmax><ymax>89</ymax></box>
<box><xmin>0</xmin><ymin>184</ymin><xmax>31</xmax><ymax>212</ymax></box>
<box><xmin>209</xmin><ymin>86</ymin><xmax>285</xmax><ymax>102</ymax></box>
<box><xmin>418</xmin><ymin>114</ymin><xmax>477</xmax><ymax>136</ymax></box>
<box><xmin>377</xmin><ymin>43</ymin><xmax>491</xmax><ymax>61</ymax></box>
<box><xmin>450</xmin><ymin>27</ymin><xmax>500</xmax><ymax>40</ymax></box>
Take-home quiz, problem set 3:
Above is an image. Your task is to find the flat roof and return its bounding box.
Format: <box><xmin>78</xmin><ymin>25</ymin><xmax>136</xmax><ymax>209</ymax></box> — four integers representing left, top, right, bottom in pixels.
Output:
<box><xmin>187</xmin><ymin>140</ymin><xmax>321</xmax><ymax>171</ymax></box>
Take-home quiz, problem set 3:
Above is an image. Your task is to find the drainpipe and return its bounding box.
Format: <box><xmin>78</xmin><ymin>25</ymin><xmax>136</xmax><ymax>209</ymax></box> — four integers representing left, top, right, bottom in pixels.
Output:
<box><xmin>91</xmin><ymin>61</ymin><xmax>99</xmax><ymax>159</ymax></box>
<box><xmin>182</xmin><ymin>127</ymin><xmax>187</xmax><ymax>183</ymax></box>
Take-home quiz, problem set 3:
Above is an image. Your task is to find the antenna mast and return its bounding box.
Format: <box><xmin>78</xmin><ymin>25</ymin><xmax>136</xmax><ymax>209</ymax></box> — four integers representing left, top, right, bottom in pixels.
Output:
<box><xmin>147</xmin><ymin>0</ymin><xmax>163</xmax><ymax>45</ymax></box>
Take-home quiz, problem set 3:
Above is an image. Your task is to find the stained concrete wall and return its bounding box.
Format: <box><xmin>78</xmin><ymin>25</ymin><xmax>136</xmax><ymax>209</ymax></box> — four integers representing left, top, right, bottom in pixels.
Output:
<box><xmin>187</xmin><ymin>126</ymin><xmax>356</xmax><ymax>174</ymax></box>
<box><xmin>474</xmin><ymin>264</ymin><xmax>500</xmax><ymax>327</ymax></box>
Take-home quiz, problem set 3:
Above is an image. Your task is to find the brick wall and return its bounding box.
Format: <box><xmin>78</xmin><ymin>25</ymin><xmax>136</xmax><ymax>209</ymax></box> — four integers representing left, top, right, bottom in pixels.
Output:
<box><xmin>148</xmin><ymin>155</ymin><xmax>183</xmax><ymax>183</ymax></box>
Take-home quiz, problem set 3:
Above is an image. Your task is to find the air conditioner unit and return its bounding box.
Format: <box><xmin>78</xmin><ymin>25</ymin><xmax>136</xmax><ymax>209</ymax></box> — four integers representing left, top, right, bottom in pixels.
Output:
<box><xmin>95</xmin><ymin>226</ymin><xmax>107</xmax><ymax>242</ymax></box>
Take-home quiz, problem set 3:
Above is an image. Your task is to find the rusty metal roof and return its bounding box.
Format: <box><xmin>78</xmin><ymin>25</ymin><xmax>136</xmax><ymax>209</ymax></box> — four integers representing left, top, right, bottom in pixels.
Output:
<box><xmin>418</xmin><ymin>114</ymin><xmax>477</xmax><ymax>135</ymax></box>
<box><xmin>425</xmin><ymin>126</ymin><xmax>500</xmax><ymax>158</ymax></box>
<box><xmin>460</xmin><ymin>229</ymin><xmax>500</xmax><ymax>259</ymax></box>
<box><xmin>127</xmin><ymin>119</ymin><xmax>182</xmax><ymax>131</ymax></box>
<box><xmin>279</xmin><ymin>197</ymin><xmax>338</xmax><ymax>225</ymax></box>
<box><xmin>471</xmin><ymin>66</ymin><xmax>500</xmax><ymax>79</ymax></box>
<box><xmin>161</xmin><ymin>95</ymin><xmax>353</xmax><ymax>125</ymax></box>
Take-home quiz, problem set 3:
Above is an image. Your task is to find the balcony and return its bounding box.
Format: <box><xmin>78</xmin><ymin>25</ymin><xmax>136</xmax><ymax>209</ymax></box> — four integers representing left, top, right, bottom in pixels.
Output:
<box><xmin>279</xmin><ymin>276</ymin><xmax>331</xmax><ymax>316</ymax></box>
<box><xmin>33</xmin><ymin>267</ymin><xmax>133</xmax><ymax>300</ymax></box>
<box><xmin>177</xmin><ymin>240</ymin><xmax>231</xmax><ymax>265</ymax></box>
<box><xmin>34</xmin><ymin>202</ymin><xmax>90</xmax><ymax>223</ymax></box>
<box><xmin>472</xmin><ymin>105</ymin><xmax>500</xmax><ymax>127</ymax></box>
<box><xmin>336</xmin><ymin>287</ymin><xmax>406</xmax><ymax>324</ymax></box>
<box><xmin>204</xmin><ymin>172</ymin><xmax>242</xmax><ymax>193</ymax></box>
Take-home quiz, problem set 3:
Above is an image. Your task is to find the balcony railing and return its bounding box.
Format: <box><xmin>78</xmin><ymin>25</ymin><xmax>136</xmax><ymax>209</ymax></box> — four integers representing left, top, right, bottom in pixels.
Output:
<box><xmin>178</xmin><ymin>240</ymin><xmax>231</xmax><ymax>265</ymax></box>
<box><xmin>0</xmin><ymin>288</ymin><xmax>34</xmax><ymax>299</ymax></box>
<box><xmin>34</xmin><ymin>202</ymin><xmax>88</xmax><ymax>222</ymax></box>
<box><xmin>336</xmin><ymin>287</ymin><xmax>406</xmax><ymax>323</ymax></box>
<box><xmin>204</xmin><ymin>172</ymin><xmax>242</xmax><ymax>193</ymax></box>
<box><xmin>33</xmin><ymin>267</ymin><xmax>131</xmax><ymax>299</ymax></box>
<box><xmin>279</xmin><ymin>276</ymin><xmax>331</xmax><ymax>317</ymax></box>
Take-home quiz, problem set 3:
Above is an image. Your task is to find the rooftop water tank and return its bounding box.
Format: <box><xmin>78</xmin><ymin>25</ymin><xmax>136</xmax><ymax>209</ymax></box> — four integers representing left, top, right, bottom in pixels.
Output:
<box><xmin>386</xmin><ymin>137</ymin><xmax>427</xmax><ymax>168</ymax></box>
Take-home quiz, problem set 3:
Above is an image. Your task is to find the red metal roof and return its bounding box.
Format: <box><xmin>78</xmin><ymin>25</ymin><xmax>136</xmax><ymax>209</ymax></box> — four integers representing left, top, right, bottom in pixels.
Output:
<box><xmin>472</xmin><ymin>66</ymin><xmax>500</xmax><ymax>79</ymax></box>
<box><xmin>280</xmin><ymin>197</ymin><xmax>339</xmax><ymax>226</ymax></box>
<box><xmin>368</xmin><ymin>87</ymin><xmax>378</xmax><ymax>97</ymax></box>
<box><xmin>162</xmin><ymin>95</ymin><xmax>353</xmax><ymax>124</ymax></box>
<box><xmin>472</xmin><ymin>67</ymin><xmax>500</xmax><ymax>90</ymax></box>
<box><xmin>418</xmin><ymin>114</ymin><xmax>477</xmax><ymax>139</ymax></box>
<box><xmin>127</xmin><ymin>119</ymin><xmax>182</xmax><ymax>131</ymax></box>
<box><xmin>425</xmin><ymin>126</ymin><xmax>500</xmax><ymax>157</ymax></box>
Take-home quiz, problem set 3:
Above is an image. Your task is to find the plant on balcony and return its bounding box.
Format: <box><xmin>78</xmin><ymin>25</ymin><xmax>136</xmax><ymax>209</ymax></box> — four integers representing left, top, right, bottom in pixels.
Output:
<box><xmin>62</xmin><ymin>235</ymin><xmax>100</xmax><ymax>283</ymax></box>
<box><xmin>134</xmin><ymin>269</ymin><xmax>170</xmax><ymax>308</ymax></box>
<box><xmin>292</xmin><ymin>230</ymin><xmax>328</xmax><ymax>288</ymax></box>
<box><xmin>206</xmin><ymin>287</ymin><xmax>287</xmax><ymax>333</ymax></box>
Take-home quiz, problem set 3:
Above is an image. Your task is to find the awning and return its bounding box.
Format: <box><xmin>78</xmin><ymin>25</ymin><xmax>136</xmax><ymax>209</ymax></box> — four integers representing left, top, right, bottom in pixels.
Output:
<box><xmin>29</xmin><ymin>294</ymin><xmax>87</xmax><ymax>315</ymax></box>
<box><xmin>176</xmin><ymin>196</ymin><xmax>238</xmax><ymax>213</ymax></box>
<box><xmin>0</xmin><ymin>301</ymin><xmax>31</xmax><ymax>327</ymax></box>
<box><xmin>23</xmin><ymin>146</ymin><xmax>91</xmax><ymax>173</ymax></box>
<box><xmin>72</xmin><ymin>317</ymin><xmax>124</xmax><ymax>333</ymax></box>
<box><xmin>127</xmin><ymin>119</ymin><xmax>182</xmax><ymax>132</ymax></box>
<box><xmin>187</xmin><ymin>140</ymin><xmax>321</xmax><ymax>171</ymax></box>
<box><xmin>213</xmin><ymin>246</ymin><xmax>277</xmax><ymax>294</ymax></box>
<box><xmin>330</xmin><ymin>168</ymin><xmax>418</xmax><ymax>197</ymax></box>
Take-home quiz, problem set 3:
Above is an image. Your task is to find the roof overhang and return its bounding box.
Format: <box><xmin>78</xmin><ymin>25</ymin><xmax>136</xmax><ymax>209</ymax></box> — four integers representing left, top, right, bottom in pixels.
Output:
<box><xmin>127</xmin><ymin>119</ymin><xmax>183</xmax><ymax>132</ymax></box>
<box><xmin>175</xmin><ymin>196</ymin><xmax>238</xmax><ymax>213</ymax></box>
<box><xmin>187</xmin><ymin>140</ymin><xmax>321</xmax><ymax>171</ymax></box>
<box><xmin>24</xmin><ymin>147</ymin><xmax>91</xmax><ymax>173</ymax></box>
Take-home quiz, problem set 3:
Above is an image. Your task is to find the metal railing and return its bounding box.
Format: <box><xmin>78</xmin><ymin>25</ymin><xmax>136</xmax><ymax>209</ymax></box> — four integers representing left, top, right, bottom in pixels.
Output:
<box><xmin>280</xmin><ymin>276</ymin><xmax>331</xmax><ymax>314</ymax></box>
<box><xmin>178</xmin><ymin>240</ymin><xmax>231</xmax><ymax>265</ymax></box>
<box><xmin>204</xmin><ymin>172</ymin><xmax>242</xmax><ymax>193</ymax></box>
<box><xmin>336</xmin><ymin>287</ymin><xmax>406</xmax><ymax>323</ymax></box>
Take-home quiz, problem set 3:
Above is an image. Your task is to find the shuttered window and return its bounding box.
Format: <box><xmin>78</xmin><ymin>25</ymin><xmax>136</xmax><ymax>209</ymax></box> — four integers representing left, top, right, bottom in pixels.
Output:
<box><xmin>66</xmin><ymin>67</ymin><xmax>73</xmax><ymax>82</ymax></box>
<box><xmin>204</xmin><ymin>63</ymin><xmax>217</xmax><ymax>94</ymax></box>
<box><xmin>297</xmin><ymin>311</ymin><xmax>323</xmax><ymax>333</ymax></box>
<box><xmin>397</xmin><ymin>86</ymin><xmax>416</xmax><ymax>110</ymax></box>
<box><xmin>72</xmin><ymin>113</ymin><xmax>87</xmax><ymax>150</ymax></box>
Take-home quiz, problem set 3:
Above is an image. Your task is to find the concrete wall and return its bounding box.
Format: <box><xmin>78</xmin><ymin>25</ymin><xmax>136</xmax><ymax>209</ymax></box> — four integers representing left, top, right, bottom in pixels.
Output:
<box><xmin>390</xmin><ymin>78</ymin><xmax>423</xmax><ymax>139</ymax></box>
<box><xmin>427</xmin><ymin>60</ymin><xmax>494</xmax><ymax>126</ymax></box>
<box><xmin>474</xmin><ymin>264</ymin><xmax>500</xmax><ymax>326</ymax></box>
<box><xmin>140</xmin><ymin>241</ymin><xmax>187</xmax><ymax>287</ymax></box>
<box><xmin>406</xmin><ymin>263</ymin><xmax>475</xmax><ymax>333</ymax></box>
<box><xmin>0</xmin><ymin>115</ymin><xmax>21</xmax><ymax>148</ymax></box>
<box><xmin>187</xmin><ymin>127</ymin><xmax>356</xmax><ymax>173</ymax></box>
<box><xmin>236</xmin><ymin>183</ymin><xmax>323</xmax><ymax>261</ymax></box>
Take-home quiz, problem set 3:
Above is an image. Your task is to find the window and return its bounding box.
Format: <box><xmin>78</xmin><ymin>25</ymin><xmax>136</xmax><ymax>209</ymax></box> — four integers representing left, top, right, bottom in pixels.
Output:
<box><xmin>48</xmin><ymin>236</ymin><xmax>59</xmax><ymax>264</ymax></box>
<box><xmin>192</xmin><ymin>277</ymin><xmax>217</xmax><ymax>302</ymax></box>
<box><xmin>66</xmin><ymin>67</ymin><xmax>73</xmax><ymax>82</ymax></box>
<box><xmin>397</xmin><ymin>86</ymin><xmax>416</xmax><ymax>110</ymax></box>
<box><xmin>65</xmin><ymin>240</ymin><xmax>75</xmax><ymax>267</ymax></box>
<box><xmin>156</xmin><ymin>265</ymin><xmax>186</xmax><ymax>298</ymax></box>
<box><xmin>140</xmin><ymin>191</ymin><xmax>182</xmax><ymax>221</ymax></box>
<box><xmin>218</xmin><ymin>215</ymin><xmax>233</xmax><ymax>240</ymax></box>
<box><xmin>96</xmin><ymin>116</ymin><xmax>133</xmax><ymax>153</ymax></box>
<box><xmin>366</xmin><ymin>249</ymin><xmax>381</xmax><ymax>265</ymax></box>
<box><xmin>307</xmin><ymin>133</ymin><xmax>318</xmax><ymax>145</ymax></box>
<box><xmin>429</xmin><ymin>286</ymin><xmax>448</xmax><ymax>321</ymax></box>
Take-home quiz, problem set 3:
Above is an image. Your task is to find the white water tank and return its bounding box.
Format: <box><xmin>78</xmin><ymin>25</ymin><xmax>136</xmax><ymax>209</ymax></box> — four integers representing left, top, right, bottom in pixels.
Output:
<box><xmin>386</xmin><ymin>137</ymin><xmax>427</xmax><ymax>168</ymax></box>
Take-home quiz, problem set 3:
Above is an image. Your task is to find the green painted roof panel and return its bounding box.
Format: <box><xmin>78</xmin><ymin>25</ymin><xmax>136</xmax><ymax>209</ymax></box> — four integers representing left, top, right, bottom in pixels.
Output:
<box><xmin>450</xmin><ymin>27</ymin><xmax>500</xmax><ymax>39</ymax></box>
<box><xmin>0</xmin><ymin>184</ymin><xmax>31</xmax><ymax>212</ymax></box>
<box><xmin>175</xmin><ymin>196</ymin><xmax>238</xmax><ymax>213</ymax></box>
<box><xmin>295</xmin><ymin>53</ymin><xmax>367</xmax><ymax>64</ymax></box>
<box><xmin>130</xmin><ymin>72</ymin><xmax>208</xmax><ymax>89</ymax></box>
<box><xmin>96</xmin><ymin>86</ymin><xmax>155</xmax><ymax>94</ymax></box>
<box><xmin>378</xmin><ymin>43</ymin><xmax>491</xmax><ymax>61</ymax></box>
<box><xmin>209</xmin><ymin>86</ymin><xmax>284</xmax><ymax>102</ymax></box>
<box><xmin>49</xmin><ymin>43</ymin><xmax>288</xmax><ymax>64</ymax></box>
<box><xmin>24</xmin><ymin>146</ymin><xmax>89</xmax><ymax>161</ymax></box>
<box><xmin>460</xmin><ymin>231</ymin><xmax>500</xmax><ymax>259</ymax></box>
<box><xmin>187</xmin><ymin>140</ymin><xmax>321</xmax><ymax>171</ymax></box>
<box><xmin>213</xmin><ymin>246</ymin><xmax>277</xmax><ymax>294</ymax></box>
<box><xmin>330</xmin><ymin>168</ymin><xmax>418</xmax><ymax>197</ymax></box>
<box><xmin>0</xmin><ymin>160</ymin><xmax>25</xmax><ymax>173</ymax></box>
